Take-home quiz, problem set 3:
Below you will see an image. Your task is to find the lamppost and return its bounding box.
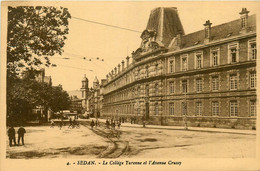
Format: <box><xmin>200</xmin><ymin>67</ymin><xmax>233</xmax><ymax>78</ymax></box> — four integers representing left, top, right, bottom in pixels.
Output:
<box><xmin>184</xmin><ymin>91</ymin><xmax>188</xmax><ymax>130</ymax></box>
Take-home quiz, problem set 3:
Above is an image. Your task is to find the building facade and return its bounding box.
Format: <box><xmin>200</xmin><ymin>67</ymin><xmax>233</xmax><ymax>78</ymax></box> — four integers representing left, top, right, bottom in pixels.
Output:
<box><xmin>102</xmin><ymin>7</ymin><xmax>257</xmax><ymax>129</ymax></box>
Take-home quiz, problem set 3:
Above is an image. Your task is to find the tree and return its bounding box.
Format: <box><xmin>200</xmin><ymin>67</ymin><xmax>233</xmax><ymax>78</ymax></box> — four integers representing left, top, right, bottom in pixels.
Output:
<box><xmin>7</xmin><ymin>77</ymin><xmax>71</xmax><ymax>125</ymax></box>
<box><xmin>48</xmin><ymin>85</ymin><xmax>71</xmax><ymax>113</ymax></box>
<box><xmin>7</xmin><ymin>6</ymin><xmax>71</xmax><ymax>77</ymax></box>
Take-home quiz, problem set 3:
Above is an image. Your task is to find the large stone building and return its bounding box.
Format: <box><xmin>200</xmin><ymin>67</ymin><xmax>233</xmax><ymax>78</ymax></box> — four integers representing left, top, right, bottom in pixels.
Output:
<box><xmin>102</xmin><ymin>7</ymin><xmax>257</xmax><ymax>129</ymax></box>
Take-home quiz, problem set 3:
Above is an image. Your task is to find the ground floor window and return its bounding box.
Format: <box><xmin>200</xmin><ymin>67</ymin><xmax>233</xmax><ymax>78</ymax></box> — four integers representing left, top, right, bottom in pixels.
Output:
<box><xmin>230</xmin><ymin>101</ymin><xmax>238</xmax><ymax>117</ymax></box>
<box><xmin>250</xmin><ymin>100</ymin><xmax>256</xmax><ymax>117</ymax></box>
<box><xmin>195</xmin><ymin>102</ymin><xmax>202</xmax><ymax>116</ymax></box>
<box><xmin>155</xmin><ymin>103</ymin><xmax>159</xmax><ymax>115</ymax></box>
<box><xmin>182</xmin><ymin>102</ymin><xmax>187</xmax><ymax>115</ymax></box>
<box><xmin>212</xmin><ymin>101</ymin><xmax>219</xmax><ymax>116</ymax></box>
<box><xmin>169</xmin><ymin>103</ymin><xmax>174</xmax><ymax>115</ymax></box>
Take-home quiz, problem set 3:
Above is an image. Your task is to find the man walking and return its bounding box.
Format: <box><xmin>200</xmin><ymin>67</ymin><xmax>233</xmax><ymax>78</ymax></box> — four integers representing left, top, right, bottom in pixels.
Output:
<box><xmin>8</xmin><ymin>126</ymin><xmax>16</xmax><ymax>147</ymax></box>
<box><xmin>18</xmin><ymin>126</ymin><xmax>26</xmax><ymax>145</ymax></box>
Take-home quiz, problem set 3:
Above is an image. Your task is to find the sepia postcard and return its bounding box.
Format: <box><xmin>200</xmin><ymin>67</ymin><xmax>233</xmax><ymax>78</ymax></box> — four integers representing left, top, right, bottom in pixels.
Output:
<box><xmin>1</xmin><ymin>1</ymin><xmax>260</xmax><ymax>171</ymax></box>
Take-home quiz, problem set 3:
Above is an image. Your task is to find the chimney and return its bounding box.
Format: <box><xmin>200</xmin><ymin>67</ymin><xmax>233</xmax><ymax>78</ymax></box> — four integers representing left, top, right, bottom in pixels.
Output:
<box><xmin>121</xmin><ymin>60</ymin><xmax>125</xmax><ymax>70</ymax></box>
<box><xmin>239</xmin><ymin>8</ymin><xmax>249</xmax><ymax>32</ymax></box>
<box><xmin>203</xmin><ymin>20</ymin><xmax>212</xmax><ymax>43</ymax></box>
<box><xmin>118</xmin><ymin>64</ymin><xmax>121</xmax><ymax>73</ymax></box>
<box><xmin>114</xmin><ymin>67</ymin><xmax>117</xmax><ymax>75</ymax></box>
<box><xmin>176</xmin><ymin>31</ymin><xmax>182</xmax><ymax>47</ymax></box>
<box><xmin>126</xmin><ymin>56</ymin><xmax>130</xmax><ymax>67</ymax></box>
<box><xmin>111</xmin><ymin>70</ymin><xmax>114</xmax><ymax>77</ymax></box>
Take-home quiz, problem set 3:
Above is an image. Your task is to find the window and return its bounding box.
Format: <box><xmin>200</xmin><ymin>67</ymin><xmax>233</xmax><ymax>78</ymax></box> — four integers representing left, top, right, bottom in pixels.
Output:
<box><xmin>249</xmin><ymin>40</ymin><xmax>257</xmax><ymax>60</ymax></box>
<box><xmin>155</xmin><ymin>103</ymin><xmax>159</xmax><ymax>115</ymax></box>
<box><xmin>212</xmin><ymin>51</ymin><xmax>219</xmax><ymax>66</ymax></box>
<box><xmin>155</xmin><ymin>64</ymin><xmax>158</xmax><ymax>75</ymax></box>
<box><xmin>169</xmin><ymin>82</ymin><xmax>174</xmax><ymax>94</ymax></box>
<box><xmin>181</xmin><ymin>56</ymin><xmax>188</xmax><ymax>71</ymax></box>
<box><xmin>182</xmin><ymin>80</ymin><xmax>187</xmax><ymax>93</ymax></box>
<box><xmin>146</xmin><ymin>66</ymin><xmax>149</xmax><ymax>77</ymax></box>
<box><xmin>169</xmin><ymin>60</ymin><xmax>174</xmax><ymax>73</ymax></box>
<box><xmin>212</xmin><ymin>101</ymin><xmax>219</xmax><ymax>116</ymax></box>
<box><xmin>195</xmin><ymin>53</ymin><xmax>202</xmax><ymax>69</ymax></box>
<box><xmin>146</xmin><ymin>84</ymin><xmax>149</xmax><ymax>96</ymax></box>
<box><xmin>229</xmin><ymin>44</ymin><xmax>239</xmax><ymax>63</ymax></box>
<box><xmin>169</xmin><ymin>103</ymin><xmax>174</xmax><ymax>115</ymax></box>
<box><xmin>196</xmin><ymin>78</ymin><xmax>203</xmax><ymax>92</ymax></box>
<box><xmin>250</xmin><ymin>73</ymin><xmax>256</xmax><ymax>89</ymax></box>
<box><xmin>212</xmin><ymin>76</ymin><xmax>219</xmax><ymax>91</ymax></box>
<box><xmin>195</xmin><ymin>102</ymin><xmax>202</xmax><ymax>116</ymax></box>
<box><xmin>182</xmin><ymin>102</ymin><xmax>187</xmax><ymax>115</ymax></box>
<box><xmin>230</xmin><ymin>74</ymin><xmax>238</xmax><ymax>90</ymax></box>
<box><xmin>82</xmin><ymin>91</ymin><xmax>84</xmax><ymax>98</ymax></box>
<box><xmin>230</xmin><ymin>101</ymin><xmax>238</xmax><ymax>117</ymax></box>
<box><xmin>155</xmin><ymin>84</ymin><xmax>159</xmax><ymax>95</ymax></box>
<box><xmin>250</xmin><ymin>100</ymin><xmax>256</xmax><ymax>117</ymax></box>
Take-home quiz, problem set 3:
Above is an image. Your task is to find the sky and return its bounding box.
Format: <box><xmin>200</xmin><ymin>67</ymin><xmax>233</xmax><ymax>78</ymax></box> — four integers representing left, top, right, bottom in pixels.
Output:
<box><xmin>38</xmin><ymin>1</ymin><xmax>260</xmax><ymax>91</ymax></box>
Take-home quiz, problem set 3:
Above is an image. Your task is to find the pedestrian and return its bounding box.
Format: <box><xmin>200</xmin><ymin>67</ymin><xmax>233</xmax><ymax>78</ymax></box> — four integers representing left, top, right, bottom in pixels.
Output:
<box><xmin>59</xmin><ymin>121</ymin><xmax>63</xmax><ymax>130</ymax></box>
<box><xmin>8</xmin><ymin>126</ymin><xmax>16</xmax><ymax>147</ymax></box>
<box><xmin>50</xmin><ymin>119</ymin><xmax>55</xmax><ymax>128</ymax></box>
<box><xmin>95</xmin><ymin>119</ymin><xmax>98</xmax><ymax>128</ymax></box>
<box><xmin>117</xmin><ymin>121</ymin><xmax>121</xmax><ymax>129</ymax></box>
<box><xmin>112</xmin><ymin>121</ymin><xmax>116</xmax><ymax>130</ymax></box>
<box><xmin>106</xmin><ymin>119</ymin><xmax>110</xmax><ymax>129</ymax></box>
<box><xmin>18</xmin><ymin>126</ymin><xmax>26</xmax><ymax>145</ymax></box>
<box><xmin>90</xmin><ymin>120</ymin><xmax>95</xmax><ymax>129</ymax></box>
<box><xmin>68</xmin><ymin>118</ymin><xmax>73</xmax><ymax>128</ymax></box>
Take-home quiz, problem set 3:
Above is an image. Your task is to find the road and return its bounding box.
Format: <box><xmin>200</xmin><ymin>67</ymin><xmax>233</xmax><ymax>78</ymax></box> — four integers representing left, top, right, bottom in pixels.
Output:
<box><xmin>6</xmin><ymin>121</ymin><xmax>256</xmax><ymax>158</ymax></box>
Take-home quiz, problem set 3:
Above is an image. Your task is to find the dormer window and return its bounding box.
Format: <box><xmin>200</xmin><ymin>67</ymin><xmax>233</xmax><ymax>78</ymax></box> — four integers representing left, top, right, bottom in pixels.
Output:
<box><xmin>195</xmin><ymin>52</ymin><xmax>203</xmax><ymax>69</ymax></box>
<box><xmin>248</xmin><ymin>40</ymin><xmax>257</xmax><ymax>60</ymax></box>
<box><xmin>228</xmin><ymin>43</ymin><xmax>239</xmax><ymax>64</ymax></box>
<box><xmin>181</xmin><ymin>55</ymin><xmax>188</xmax><ymax>71</ymax></box>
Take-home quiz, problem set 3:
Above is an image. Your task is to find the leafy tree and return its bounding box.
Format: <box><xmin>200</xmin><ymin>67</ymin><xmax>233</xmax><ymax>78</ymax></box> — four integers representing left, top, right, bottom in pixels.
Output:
<box><xmin>7</xmin><ymin>6</ymin><xmax>71</xmax><ymax>77</ymax></box>
<box><xmin>7</xmin><ymin>76</ymin><xmax>71</xmax><ymax>125</ymax></box>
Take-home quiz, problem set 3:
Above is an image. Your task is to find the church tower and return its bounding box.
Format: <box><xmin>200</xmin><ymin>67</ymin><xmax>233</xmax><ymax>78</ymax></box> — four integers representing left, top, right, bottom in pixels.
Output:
<box><xmin>80</xmin><ymin>74</ymin><xmax>89</xmax><ymax>111</ymax></box>
<box><xmin>93</xmin><ymin>76</ymin><xmax>99</xmax><ymax>90</ymax></box>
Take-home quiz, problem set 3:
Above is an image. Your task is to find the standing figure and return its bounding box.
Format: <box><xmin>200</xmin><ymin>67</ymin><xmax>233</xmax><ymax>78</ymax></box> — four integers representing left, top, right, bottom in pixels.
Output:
<box><xmin>8</xmin><ymin>126</ymin><xmax>16</xmax><ymax>147</ymax></box>
<box><xmin>18</xmin><ymin>126</ymin><xmax>26</xmax><ymax>145</ymax></box>
<box><xmin>117</xmin><ymin>121</ymin><xmax>121</xmax><ymax>129</ymax></box>
<box><xmin>112</xmin><ymin>121</ymin><xmax>116</xmax><ymax>130</ymax></box>
<box><xmin>59</xmin><ymin>121</ymin><xmax>63</xmax><ymax>130</ymax></box>
<box><xmin>50</xmin><ymin>119</ymin><xmax>55</xmax><ymax>128</ymax></box>
<box><xmin>106</xmin><ymin>119</ymin><xmax>110</xmax><ymax>129</ymax></box>
<box><xmin>90</xmin><ymin>120</ymin><xmax>95</xmax><ymax>129</ymax></box>
<box><xmin>68</xmin><ymin>118</ymin><xmax>73</xmax><ymax>128</ymax></box>
<box><xmin>95</xmin><ymin>119</ymin><xmax>98</xmax><ymax>128</ymax></box>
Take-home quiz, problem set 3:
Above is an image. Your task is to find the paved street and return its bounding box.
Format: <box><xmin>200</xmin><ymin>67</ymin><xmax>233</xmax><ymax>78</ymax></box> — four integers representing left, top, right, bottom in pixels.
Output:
<box><xmin>6</xmin><ymin>121</ymin><xmax>256</xmax><ymax>159</ymax></box>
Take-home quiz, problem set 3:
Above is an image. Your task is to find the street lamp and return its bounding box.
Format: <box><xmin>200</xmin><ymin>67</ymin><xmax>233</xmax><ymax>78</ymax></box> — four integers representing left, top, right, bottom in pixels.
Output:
<box><xmin>184</xmin><ymin>90</ymin><xmax>188</xmax><ymax>130</ymax></box>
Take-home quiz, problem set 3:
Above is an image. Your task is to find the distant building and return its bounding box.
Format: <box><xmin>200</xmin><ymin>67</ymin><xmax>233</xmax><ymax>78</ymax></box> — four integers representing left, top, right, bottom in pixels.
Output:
<box><xmin>102</xmin><ymin>7</ymin><xmax>256</xmax><ymax>129</ymax></box>
<box><xmin>69</xmin><ymin>96</ymin><xmax>83</xmax><ymax>114</ymax></box>
<box><xmin>35</xmin><ymin>68</ymin><xmax>52</xmax><ymax>86</ymax></box>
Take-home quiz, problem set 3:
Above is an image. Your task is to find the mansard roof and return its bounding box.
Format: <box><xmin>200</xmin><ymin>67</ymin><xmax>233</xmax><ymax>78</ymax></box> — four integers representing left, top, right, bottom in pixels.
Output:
<box><xmin>146</xmin><ymin>7</ymin><xmax>184</xmax><ymax>47</ymax></box>
<box><xmin>170</xmin><ymin>14</ymin><xmax>256</xmax><ymax>50</ymax></box>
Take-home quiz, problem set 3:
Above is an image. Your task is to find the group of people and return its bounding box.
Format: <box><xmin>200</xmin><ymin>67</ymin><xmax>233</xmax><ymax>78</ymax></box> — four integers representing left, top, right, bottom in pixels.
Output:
<box><xmin>7</xmin><ymin>126</ymin><xmax>26</xmax><ymax>147</ymax></box>
<box><xmin>68</xmin><ymin>118</ymin><xmax>80</xmax><ymax>128</ymax></box>
<box><xmin>50</xmin><ymin>118</ymin><xmax>80</xmax><ymax>129</ymax></box>
<box><xmin>105</xmin><ymin>119</ymin><xmax>121</xmax><ymax>129</ymax></box>
<box><xmin>90</xmin><ymin>119</ymin><xmax>100</xmax><ymax>129</ymax></box>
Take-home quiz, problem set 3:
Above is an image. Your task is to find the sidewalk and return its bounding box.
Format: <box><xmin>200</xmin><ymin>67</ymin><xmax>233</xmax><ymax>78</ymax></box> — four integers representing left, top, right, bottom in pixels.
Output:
<box><xmin>97</xmin><ymin>118</ymin><xmax>256</xmax><ymax>135</ymax></box>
